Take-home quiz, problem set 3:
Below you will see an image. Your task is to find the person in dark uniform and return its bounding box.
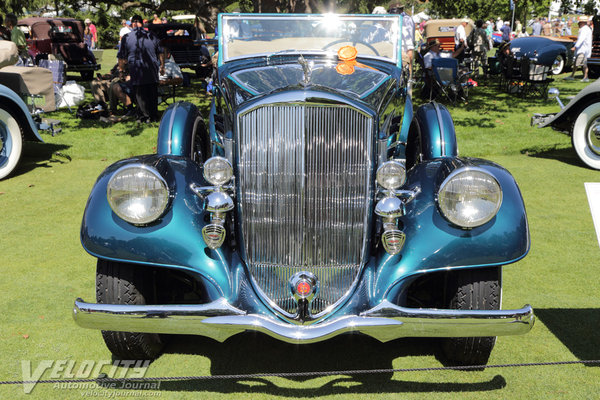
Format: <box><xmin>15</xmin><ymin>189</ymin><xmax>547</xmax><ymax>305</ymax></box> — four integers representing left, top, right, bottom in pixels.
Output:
<box><xmin>117</xmin><ymin>14</ymin><xmax>165</xmax><ymax>123</ymax></box>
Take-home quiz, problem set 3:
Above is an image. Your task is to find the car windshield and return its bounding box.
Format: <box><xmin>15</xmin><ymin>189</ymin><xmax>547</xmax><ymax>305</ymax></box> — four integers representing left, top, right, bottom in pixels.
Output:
<box><xmin>219</xmin><ymin>14</ymin><xmax>402</xmax><ymax>65</ymax></box>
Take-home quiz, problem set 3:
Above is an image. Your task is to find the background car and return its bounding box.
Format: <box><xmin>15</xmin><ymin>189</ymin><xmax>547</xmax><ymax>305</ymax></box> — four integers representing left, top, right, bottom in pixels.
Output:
<box><xmin>509</xmin><ymin>36</ymin><xmax>575</xmax><ymax>75</ymax></box>
<box><xmin>147</xmin><ymin>22</ymin><xmax>216</xmax><ymax>78</ymax></box>
<box><xmin>424</xmin><ymin>18</ymin><xmax>473</xmax><ymax>51</ymax></box>
<box><xmin>18</xmin><ymin>17</ymin><xmax>100</xmax><ymax>80</ymax></box>
<box><xmin>532</xmin><ymin>82</ymin><xmax>600</xmax><ymax>169</ymax></box>
<box><xmin>73</xmin><ymin>13</ymin><xmax>534</xmax><ymax>366</ymax></box>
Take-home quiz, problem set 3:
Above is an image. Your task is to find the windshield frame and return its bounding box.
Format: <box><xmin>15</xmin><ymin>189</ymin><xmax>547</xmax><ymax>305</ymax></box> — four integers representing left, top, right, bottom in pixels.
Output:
<box><xmin>217</xmin><ymin>13</ymin><xmax>403</xmax><ymax>68</ymax></box>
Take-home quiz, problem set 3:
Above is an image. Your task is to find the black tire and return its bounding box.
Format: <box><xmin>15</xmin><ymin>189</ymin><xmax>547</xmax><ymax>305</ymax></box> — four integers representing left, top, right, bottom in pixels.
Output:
<box><xmin>441</xmin><ymin>267</ymin><xmax>501</xmax><ymax>366</ymax></box>
<box><xmin>96</xmin><ymin>259</ymin><xmax>165</xmax><ymax>360</ymax></box>
<box><xmin>0</xmin><ymin>106</ymin><xmax>24</xmax><ymax>180</ymax></box>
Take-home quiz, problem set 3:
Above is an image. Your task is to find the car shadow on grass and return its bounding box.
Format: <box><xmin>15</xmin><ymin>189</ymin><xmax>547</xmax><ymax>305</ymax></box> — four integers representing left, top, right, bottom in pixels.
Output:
<box><xmin>520</xmin><ymin>145</ymin><xmax>586</xmax><ymax>168</ymax></box>
<box><xmin>137</xmin><ymin>334</ymin><xmax>507</xmax><ymax>394</ymax></box>
<box><xmin>535</xmin><ymin>308</ymin><xmax>600</xmax><ymax>364</ymax></box>
<box><xmin>11</xmin><ymin>141</ymin><xmax>71</xmax><ymax>179</ymax></box>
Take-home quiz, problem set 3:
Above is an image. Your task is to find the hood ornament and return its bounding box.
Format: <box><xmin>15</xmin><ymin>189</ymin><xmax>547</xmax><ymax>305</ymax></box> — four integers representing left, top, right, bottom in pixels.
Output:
<box><xmin>298</xmin><ymin>55</ymin><xmax>313</xmax><ymax>86</ymax></box>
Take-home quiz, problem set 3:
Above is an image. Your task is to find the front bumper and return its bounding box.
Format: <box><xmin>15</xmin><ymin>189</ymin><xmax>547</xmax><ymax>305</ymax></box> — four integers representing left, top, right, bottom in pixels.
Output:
<box><xmin>531</xmin><ymin>112</ymin><xmax>557</xmax><ymax>127</ymax></box>
<box><xmin>73</xmin><ymin>298</ymin><xmax>534</xmax><ymax>344</ymax></box>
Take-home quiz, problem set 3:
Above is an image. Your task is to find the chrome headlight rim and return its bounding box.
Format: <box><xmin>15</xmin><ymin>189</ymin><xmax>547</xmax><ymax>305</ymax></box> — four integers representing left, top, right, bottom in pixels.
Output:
<box><xmin>106</xmin><ymin>163</ymin><xmax>170</xmax><ymax>225</ymax></box>
<box><xmin>376</xmin><ymin>160</ymin><xmax>407</xmax><ymax>190</ymax></box>
<box><xmin>203</xmin><ymin>156</ymin><xmax>233</xmax><ymax>187</ymax></box>
<box><xmin>437</xmin><ymin>166</ymin><xmax>503</xmax><ymax>229</ymax></box>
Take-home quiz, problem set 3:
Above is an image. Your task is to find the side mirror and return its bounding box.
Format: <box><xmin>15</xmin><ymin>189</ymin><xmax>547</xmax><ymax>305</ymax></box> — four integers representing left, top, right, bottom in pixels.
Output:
<box><xmin>548</xmin><ymin>87</ymin><xmax>564</xmax><ymax>109</ymax></box>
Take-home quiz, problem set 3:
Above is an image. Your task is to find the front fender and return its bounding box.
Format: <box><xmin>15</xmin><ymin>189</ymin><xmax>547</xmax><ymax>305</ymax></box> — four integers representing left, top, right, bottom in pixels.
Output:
<box><xmin>373</xmin><ymin>157</ymin><xmax>530</xmax><ymax>302</ymax></box>
<box><xmin>0</xmin><ymin>84</ymin><xmax>43</xmax><ymax>142</ymax></box>
<box><xmin>80</xmin><ymin>154</ymin><xmax>234</xmax><ymax>301</ymax></box>
<box><xmin>415</xmin><ymin>102</ymin><xmax>458</xmax><ymax>160</ymax></box>
<box><xmin>157</xmin><ymin>101</ymin><xmax>201</xmax><ymax>157</ymax></box>
<box><xmin>536</xmin><ymin>79</ymin><xmax>600</xmax><ymax>131</ymax></box>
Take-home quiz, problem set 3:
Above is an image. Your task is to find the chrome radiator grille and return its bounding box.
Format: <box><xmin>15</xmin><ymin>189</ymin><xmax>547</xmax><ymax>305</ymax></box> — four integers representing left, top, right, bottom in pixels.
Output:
<box><xmin>237</xmin><ymin>103</ymin><xmax>374</xmax><ymax>315</ymax></box>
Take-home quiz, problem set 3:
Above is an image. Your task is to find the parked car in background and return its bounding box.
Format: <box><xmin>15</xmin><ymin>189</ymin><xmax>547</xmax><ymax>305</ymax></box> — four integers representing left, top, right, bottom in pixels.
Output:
<box><xmin>74</xmin><ymin>13</ymin><xmax>534</xmax><ymax>365</ymax></box>
<box><xmin>147</xmin><ymin>22</ymin><xmax>216</xmax><ymax>78</ymax></box>
<box><xmin>18</xmin><ymin>17</ymin><xmax>100</xmax><ymax>80</ymax></box>
<box><xmin>509</xmin><ymin>36</ymin><xmax>575</xmax><ymax>75</ymax></box>
<box><xmin>532</xmin><ymin>82</ymin><xmax>600</xmax><ymax>169</ymax></box>
<box><xmin>424</xmin><ymin>19</ymin><xmax>473</xmax><ymax>51</ymax></box>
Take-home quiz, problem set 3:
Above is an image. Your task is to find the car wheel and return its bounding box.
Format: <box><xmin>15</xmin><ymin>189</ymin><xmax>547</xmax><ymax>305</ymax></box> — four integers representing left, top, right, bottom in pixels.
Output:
<box><xmin>0</xmin><ymin>107</ymin><xmax>23</xmax><ymax>180</ymax></box>
<box><xmin>441</xmin><ymin>267</ymin><xmax>501</xmax><ymax>366</ymax></box>
<box><xmin>551</xmin><ymin>54</ymin><xmax>565</xmax><ymax>75</ymax></box>
<box><xmin>572</xmin><ymin>102</ymin><xmax>600</xmax><ymax>170</ymax></box>
<box><xmin>96</xmin><ymin>259</ymin><xmax>165</xmax><ymax>360</ymax></box>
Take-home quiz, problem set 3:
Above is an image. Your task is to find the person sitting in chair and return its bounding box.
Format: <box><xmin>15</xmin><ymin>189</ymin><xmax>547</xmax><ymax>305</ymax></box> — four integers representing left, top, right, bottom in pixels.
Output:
<box><xmin>158</xmin><ymin>51</ymin><xmax>184</xmax><ymax>104</ymax></box>
<box><xmin>421</xmin><ymin>39</ymin><xmax>465</xmax><ymax>100</ymax></box>
<box><xmin>91</xmin><ymin>63</ymin><xmax>135</xmax><ymax>117</ymax></box>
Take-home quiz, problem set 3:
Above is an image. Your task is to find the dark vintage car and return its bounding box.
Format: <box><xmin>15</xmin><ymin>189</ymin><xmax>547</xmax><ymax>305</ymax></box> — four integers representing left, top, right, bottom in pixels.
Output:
<box><xmin>509</xmin><ymin>36</ymin><xmax>575</xmax><ymax>75</ymax></box>
<box><xmin>18</xmin><ymin>17</ymin><xmax>100</xmax><ymax>80</ymax></box>
<box><xmin>73</xmin><ymin>13</ymin><xmax>534</xmax><ymax>365</ymax></box>
<box><xmin>532</xmin><ymin>83</ymin><xmax>600</xmax><ymax>169</ymax></box>
<box><xmin>147</xmin><ymin>22</ymin><xmax>216</xmax><ymax>78</ymax></box>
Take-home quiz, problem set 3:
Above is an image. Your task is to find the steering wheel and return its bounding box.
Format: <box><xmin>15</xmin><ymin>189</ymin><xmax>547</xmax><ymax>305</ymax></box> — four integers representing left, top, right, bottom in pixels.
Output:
<box><xmin>322</xmin><ymin>39</ymin><xmax>380</xmax><ymax>57</ymax></box>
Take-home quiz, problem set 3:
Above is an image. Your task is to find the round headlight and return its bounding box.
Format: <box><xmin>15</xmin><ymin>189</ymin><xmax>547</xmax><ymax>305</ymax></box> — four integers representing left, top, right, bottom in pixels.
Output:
<box><xmin>376</xmin><ymin>160</ymin><xmax>406</xmax><ymax>190</ymax></box>
<box><xmin>203</xmin><ymin>157</ymin><xmax>233</xmax><ymax>186</ymax></box>
<box><xmin>107</xmin><ymin>165</ymin><xmax>169</xmax><ymax>225</ymax></box>
<box><xmin>438</xmin><ymin>168</ymin><xmax>502</xmax><ymax>228</ymax></box>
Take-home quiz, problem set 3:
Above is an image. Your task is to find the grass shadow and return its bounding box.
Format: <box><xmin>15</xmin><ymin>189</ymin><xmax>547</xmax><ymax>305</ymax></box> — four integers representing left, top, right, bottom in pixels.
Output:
<box><xmin>536</xmin><ymin>308</ymin><xmax>600</xmax><ymax>364</ymax></box>
<box><xmin>520</xmin><ymin>144</ymin><xmax>587</xmax><ymax>168</ymax></box>
<box><xmin>11</xmin><ymin>141</ymin><xmax>71</xmax><ymax>178</ymax></box>
<box><xmin>140</xmin><ymin>334</ymin><xmax>507</xmax><ymax>394</ymax></box>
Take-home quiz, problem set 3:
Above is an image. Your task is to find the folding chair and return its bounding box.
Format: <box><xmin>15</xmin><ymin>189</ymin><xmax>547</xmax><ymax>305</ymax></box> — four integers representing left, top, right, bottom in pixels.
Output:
<box><xmin>431</xmin><ymin>57</ymin><xmax>472</xmax><ymax>104</ymax></box>
<box><xmin>519</xmin><ymin>57</ymin><xmax>553</xmax><ymax>99</ymax></box>
<box><xmin>38</xmin><ymin>59</ymin><xmax>70</xmax><ymax>112</ymax></box>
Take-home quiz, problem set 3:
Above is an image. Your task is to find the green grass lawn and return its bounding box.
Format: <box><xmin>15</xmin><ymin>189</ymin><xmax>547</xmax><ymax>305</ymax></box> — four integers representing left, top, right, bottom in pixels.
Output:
<box><xmin>1</xmin><ymin>52</ymin><xmax>600</xmax><ymax>399</ymax></box>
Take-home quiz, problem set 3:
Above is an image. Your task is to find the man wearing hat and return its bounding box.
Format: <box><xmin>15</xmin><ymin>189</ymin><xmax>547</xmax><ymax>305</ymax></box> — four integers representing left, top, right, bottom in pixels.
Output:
<box><xmin>119</xmin><ymin>19</ymin><xmax>131</xmax><ymax>42</ymax></box>
<box><xmin>566</xmin><ymin>16</ymin><xmax>592</xmax><ymax>82</ymax></box>
<box><xmin>118</xmin><ymin>14</ymin><xmax>165</xmax><ymax>122</ymax></box>
<box><xmin>454</xmin><ymin>18</ymin><xmax>469</xmax><ymax>62</ymax></box>
<box><xmin>421</xmin><ymin>39</ymin><xmax>465</xmax><ymax>99</ymax></box>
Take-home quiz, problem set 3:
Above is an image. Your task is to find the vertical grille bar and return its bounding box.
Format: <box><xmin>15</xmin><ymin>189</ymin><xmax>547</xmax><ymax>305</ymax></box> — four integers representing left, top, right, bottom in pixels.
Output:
<box><xmin>238</xmin><ymin>103</ymin><xmax>373</xmax><ymax>315</ymax></box>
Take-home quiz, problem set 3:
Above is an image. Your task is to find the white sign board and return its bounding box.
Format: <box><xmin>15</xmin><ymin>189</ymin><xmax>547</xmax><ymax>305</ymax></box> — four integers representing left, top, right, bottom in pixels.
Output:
<box><xmin>585</xmin><ymin>182</ymin><xmax>600</xmax><ymax>249</ymax></box>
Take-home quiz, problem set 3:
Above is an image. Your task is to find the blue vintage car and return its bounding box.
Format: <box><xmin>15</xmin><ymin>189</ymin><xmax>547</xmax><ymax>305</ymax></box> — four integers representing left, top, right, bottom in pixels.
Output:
<box><xmin>0</xmin><ymin>85</ymin><xmax>46</xmax><ymax>180</ymax></box>
<box><xmin>73</xmin><ymin>13</ymin><xmax>534</xmax><ymax>365</ymax></box>
<box><xmin>509</xmin><ymin>36</ymin><xmax>575</xmax><ymax>75</ymax></box>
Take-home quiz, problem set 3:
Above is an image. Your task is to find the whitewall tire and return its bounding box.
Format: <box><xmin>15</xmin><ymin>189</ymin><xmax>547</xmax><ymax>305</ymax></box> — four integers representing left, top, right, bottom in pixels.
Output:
<box><xmin>0</xmin><ymin>107</ymin><xmax>23</xmax><ymax>180</ymax></box>
<box><xmin>572</xmin><ymin>103</ymin><xmax>600</xmax><ymax>170</ymax></box>
<box><xmin>551</xmin><ymin>54</ymin><xmax>564</xmax><ymax>75</ymax></box>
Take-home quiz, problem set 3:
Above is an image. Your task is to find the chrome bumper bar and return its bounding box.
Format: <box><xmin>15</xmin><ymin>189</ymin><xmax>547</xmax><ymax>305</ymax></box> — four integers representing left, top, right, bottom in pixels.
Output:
<box><xmin>73</xmin><ymin>298</ymin><xmax>534</xmax><ymax>344</ymax></box>
<box><xmin>531</xmin><ymin>112</ymin><xmax>557</xmax><ymax>127</ymax></box>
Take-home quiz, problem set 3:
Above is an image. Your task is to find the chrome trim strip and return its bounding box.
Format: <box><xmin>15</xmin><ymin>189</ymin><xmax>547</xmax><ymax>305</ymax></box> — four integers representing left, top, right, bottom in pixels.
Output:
<box><xmin>73</xmin><ymin>299</ymin><xmax>535</xmax><ymax>344</ymax></box>
<box><xmin>433</xmin><ymin>102</ymin><xmax>446</xmax><ymax>157</ymax></box>
<box><xmin>167</xmin><ymin>102</ymin><xmax>179</xmax><ymax>152</ymax></box>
